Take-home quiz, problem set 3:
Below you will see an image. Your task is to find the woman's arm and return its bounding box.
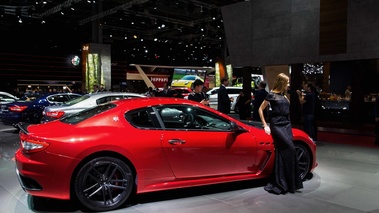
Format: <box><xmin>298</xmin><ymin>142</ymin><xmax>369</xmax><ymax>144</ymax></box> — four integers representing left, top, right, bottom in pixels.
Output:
<box><xmin>259</xmin><ymin>100</ymin><xmax>269</xmax><ymax>127</ymax></box>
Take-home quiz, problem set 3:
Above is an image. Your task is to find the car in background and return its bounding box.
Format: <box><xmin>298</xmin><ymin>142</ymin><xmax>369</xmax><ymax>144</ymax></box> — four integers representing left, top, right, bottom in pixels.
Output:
<box><xmin>206</xmin><ymin>87</ymin><xmax>254</xmax><ymax>112</ymax></box>
<box><xmin>41</xmin><ymin>92</ymin><xmax>145</xmax><ymax>122</ymax></box>
<box><xmin>171</xmin><ymin>75</ymin><xmax>203</xmax><ymax>89</ymax></box>
<box><xmin>0</xmin><ymin>91</ymin><xmax>19</xmax><ymax>104</ymax></box>
<box><xmin>15</xmin><ymin>97</ymin><xmax>317</xmax><ymax>212</ymax></box>
<box><xmin>0</xmin><ymin>92</ymin><xmax>19</xmax><ymax>120</ymax></box>
<box><xmin>1</xmin><ymin>92</ymin><xmax>81</xmax><ymax>127</ymax></box>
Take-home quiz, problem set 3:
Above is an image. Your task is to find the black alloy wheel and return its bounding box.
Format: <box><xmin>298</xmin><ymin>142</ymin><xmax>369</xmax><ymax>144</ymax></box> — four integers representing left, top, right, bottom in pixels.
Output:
<box><xmin>295</xmin><ymin>144</ymin><xmax>311</xmax><ymax>180</ymax></box>
<box><xmin>74</xmin><ymin>157</ymin><xmax>134</xmax><ymax>212</ymax></box>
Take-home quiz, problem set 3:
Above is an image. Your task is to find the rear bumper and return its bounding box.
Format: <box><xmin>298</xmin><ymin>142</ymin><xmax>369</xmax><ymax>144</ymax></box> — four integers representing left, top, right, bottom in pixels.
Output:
<box><xmin>15</xmin><ymin>149</ymin><xmax>78</xmax><ymax>200</ymax></box>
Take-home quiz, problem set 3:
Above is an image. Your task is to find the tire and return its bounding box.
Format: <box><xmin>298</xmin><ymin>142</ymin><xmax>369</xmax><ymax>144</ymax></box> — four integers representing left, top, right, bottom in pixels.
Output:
<box><xmin>74</xmin><ymin>157</ymin><xmax>134</xmax><ymax>212</ymax></box>
<box><xmin>295</xmin><ymin>143</ymin><xmax>311</xmax><ymax>180</ymax></box>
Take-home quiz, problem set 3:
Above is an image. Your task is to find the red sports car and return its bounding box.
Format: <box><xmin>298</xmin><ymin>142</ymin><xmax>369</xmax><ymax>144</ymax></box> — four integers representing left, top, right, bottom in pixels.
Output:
<box><xmin>15</xmin><ymin>97</ymin><xmax>317</xmax><ymax>212</ymax></box>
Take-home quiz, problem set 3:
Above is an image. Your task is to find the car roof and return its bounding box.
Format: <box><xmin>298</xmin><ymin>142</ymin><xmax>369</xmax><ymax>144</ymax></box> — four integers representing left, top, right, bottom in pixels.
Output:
<box><xmin>113</xmin><ymin>97</ymin><xmax>206</xmax><ymax>109</ymax></box>
<box><xmin>0</xmin><ymin>91</ymin><xmax>18</xmax><ymax>98</ymax></box>
<box><xmin>85</xmin><ymin>92</ymin><xmax>145</xmax><ymax>97</ymax></box>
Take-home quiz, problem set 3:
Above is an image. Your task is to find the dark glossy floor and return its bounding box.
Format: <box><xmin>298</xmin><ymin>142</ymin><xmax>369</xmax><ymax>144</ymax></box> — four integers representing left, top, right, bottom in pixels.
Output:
<box><xmin>1</xmin><ymin>123</ymin><xmax>379</xmax><ymax>213</ymax></box>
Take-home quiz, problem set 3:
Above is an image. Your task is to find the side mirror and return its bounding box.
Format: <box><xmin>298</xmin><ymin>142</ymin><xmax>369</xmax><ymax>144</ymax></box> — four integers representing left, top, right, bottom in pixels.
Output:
<box><xmin>230</xmin><ymin>122</ymin><xmax>247</xmax><ymax>133</ymax></box>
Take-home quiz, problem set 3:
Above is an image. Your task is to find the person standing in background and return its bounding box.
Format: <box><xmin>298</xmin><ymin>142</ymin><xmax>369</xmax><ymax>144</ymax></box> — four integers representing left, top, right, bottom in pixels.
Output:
<box><xmin>99</xmin><ymin>84</ymin><xmax>106</xmax><ymax>92</ymax></box>
<box><xmin>188</xmin><ymin>79</ymin><xmax>209</xmax><ymax>106</ymax></box>
<box><xmin>217</xmin><ymin>77</ymin><xmax>231</xmax><ymax>114</ymax></box>
<box><xmin>236</xmin><ymin>90</ymin><xmax>250</xmax><ymax>120</ymax></box>
<box><xmin>258</xmin><ymin>73</ymin><xmax>303</xmax><ymax>195</ymax></box>
<box><xmin>345</xmin><ymin>85</ymin><xmax>352</xmax><ymax>101</ymax></box>
<box><xmin>252</xmin><ymin>81</ymin><xmax>268</xmax><ymax>121</ymax></box>
<box><xmin>160</xmin><ymin>83</ymin><xmax>173</xmax><ymax>97</ymax></box>
<box><xmin>296</xmin><ymin>83</ymin><xmax>316</xmax><ymax>140</ymax></box>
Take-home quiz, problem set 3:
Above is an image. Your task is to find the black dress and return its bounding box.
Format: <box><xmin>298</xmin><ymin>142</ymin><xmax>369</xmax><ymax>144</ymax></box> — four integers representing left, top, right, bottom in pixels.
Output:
<box><xmin>264</xmin><ymin>92</ymin><xmax>303</xmax><ymax>194</ymax></box>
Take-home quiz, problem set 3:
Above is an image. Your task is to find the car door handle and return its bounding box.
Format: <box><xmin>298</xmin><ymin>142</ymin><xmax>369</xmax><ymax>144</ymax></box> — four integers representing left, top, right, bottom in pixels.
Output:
<box><xmin>168</xmin><ymin>139</ymin><xmax>186</xmax><ymax>145</ymax></box>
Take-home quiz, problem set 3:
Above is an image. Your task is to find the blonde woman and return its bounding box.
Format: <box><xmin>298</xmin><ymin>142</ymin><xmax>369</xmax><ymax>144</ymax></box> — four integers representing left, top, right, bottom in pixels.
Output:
<box><xmin>258</xmin><ymin>73</ymin><xmax>303</xmax><ymax>194</ymax></box>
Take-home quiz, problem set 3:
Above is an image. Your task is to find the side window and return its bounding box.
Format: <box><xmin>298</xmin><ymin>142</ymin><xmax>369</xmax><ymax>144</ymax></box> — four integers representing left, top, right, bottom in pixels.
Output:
<box><xmin>156</xmin><ymin>105</ymin><xmax>231</xmax><ymax>131</ymax></box>
<box><xmin>125</xmin><ymin>109</ymin><xmax>157</xmax><ymax>129</ymax></box>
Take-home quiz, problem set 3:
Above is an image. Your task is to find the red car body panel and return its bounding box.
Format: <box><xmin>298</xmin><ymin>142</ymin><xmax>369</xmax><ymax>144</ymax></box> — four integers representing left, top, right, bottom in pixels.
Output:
<box><xmin>15</xmin><ymin>97</ymin><xmax>317</xmax><ymax>200</ymax></box>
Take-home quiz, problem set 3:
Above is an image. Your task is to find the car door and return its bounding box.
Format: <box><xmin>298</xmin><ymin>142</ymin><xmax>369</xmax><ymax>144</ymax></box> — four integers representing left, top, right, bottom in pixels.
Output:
<box><xmin>156</xmin><ymin>105</ymin><xmax>258</xmax><ymax>178</ymax></box>
<box><xmin>207</xmin><ymin>88</ymin><xmax>219</xmax><ymax>109</ymax></box>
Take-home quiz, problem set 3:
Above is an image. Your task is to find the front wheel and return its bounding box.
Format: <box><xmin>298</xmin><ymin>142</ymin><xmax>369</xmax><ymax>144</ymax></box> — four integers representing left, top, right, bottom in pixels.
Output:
<box><xmin>74</xmin><ymin>157</ymin><xmax>134</xmax><ymax>212</ymax></box>
<box><xmin>295</xmin><ymin>144</ymin><xmax>311</xmax><ymax>180</ymax></box>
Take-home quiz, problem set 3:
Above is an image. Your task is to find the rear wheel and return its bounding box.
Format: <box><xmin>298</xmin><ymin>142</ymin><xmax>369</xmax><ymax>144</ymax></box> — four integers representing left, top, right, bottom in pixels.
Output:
<box><xmin>74</xmin><ymin>157</ymin><xmax>134</xmax><ymax>212</ymax></box>
<box><xmin>295</xmin><ymin>144</ymin><xmax>311</xmax><ymax>180</ymax></box>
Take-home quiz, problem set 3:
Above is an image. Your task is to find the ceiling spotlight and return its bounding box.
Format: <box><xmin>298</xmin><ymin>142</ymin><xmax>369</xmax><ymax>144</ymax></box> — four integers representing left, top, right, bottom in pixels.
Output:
<box><xmin>42</xmin><ymin>1</ymin><xmax>47</xmax><ymax>4</ymax></box>
<box><xmin>154</xmin><ymin>38</ymin><xmax>158</xmax><ymax>41</ymax></box>
<box><xmin>60</xmin><ymin>11</ymin><xmax>64</xmax><ymax>15</ymax></box>
<box><xmin>41</xmin><ymin>20</ymin><xmax>45</xmax><ymax>24</ymax></box>
<box><xmin>18</xmin><ymin>18</ymin><xmax>22</xmax><ymax>23</ymax></box>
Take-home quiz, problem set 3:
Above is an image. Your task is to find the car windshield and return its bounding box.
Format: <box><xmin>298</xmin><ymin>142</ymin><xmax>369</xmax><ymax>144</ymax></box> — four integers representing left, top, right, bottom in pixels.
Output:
<box><xmin>63</xmin><ymin>94</ymin><xmax>90</xmax><ymax>105</ymax></box>
<box><xmin>60</xmin><ymin>103</ymin><xmax>116</xmax><ymax>124</ymax></box>
<box><xmin>181</xmin><ymin>75</ymin><xmax>196</xmax><ymax>80</ymax></box>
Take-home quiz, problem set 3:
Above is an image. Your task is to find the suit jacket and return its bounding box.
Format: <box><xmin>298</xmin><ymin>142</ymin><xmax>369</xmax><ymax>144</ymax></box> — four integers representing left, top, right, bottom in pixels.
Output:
<box><xmin>217</xmin><ymin>85</ymin><xmax>230</xmax><ymax>114</ymax></box>
<box><xmin>252</xmin><ymin>89</ymin><xmax>268</xmax><ymax>120</ymax></box>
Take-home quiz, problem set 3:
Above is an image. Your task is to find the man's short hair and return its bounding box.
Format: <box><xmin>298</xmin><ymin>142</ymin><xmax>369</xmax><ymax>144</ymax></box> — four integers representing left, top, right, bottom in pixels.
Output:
<box><xmin>259</xmin><ymin>81</ymin><xmax>267</xmax><ymax>88</ymax></box>
<box><xmin>221</xmin><ymin>77</ymin><xmax>229</xmax><ymax>83</ymax></box>
<box><xmin>193</xmin><ymin>79</ymin><xmax>204</xmax><ymax>87</ymax></box>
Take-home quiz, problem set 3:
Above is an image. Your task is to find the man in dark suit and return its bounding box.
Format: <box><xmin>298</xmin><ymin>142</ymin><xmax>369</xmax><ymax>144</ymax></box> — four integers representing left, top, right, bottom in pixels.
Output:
<box><xmin>160</xmin><ymin>83</ymin><xmax>175</xmax><ymax>97</ymax></box>
<box><xmin>217</xmin><ymin>77</ymin><xmax>231</xmax><ymax>114</ymax></box>
<box><xmin>252</xmin><ymin>81</ymin><xmax>268</xmax><ymax>121</ymax></box>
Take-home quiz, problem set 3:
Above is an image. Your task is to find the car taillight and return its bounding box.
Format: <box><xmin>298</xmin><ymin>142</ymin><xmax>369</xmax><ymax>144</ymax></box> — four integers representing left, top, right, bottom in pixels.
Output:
<box><xmin>20</xmin><ymin>132</ymin><xmax>50</xmax><ymax>153</ymax></box>
<box><xmin>9</xmin><ymin>105</ymin><xmax>28</xmax><ymax>112</ymax></box>
<box><xmin>45</xmin><ymin>111</ymin><xmax>65</xmax><ymax>119</ymax></box>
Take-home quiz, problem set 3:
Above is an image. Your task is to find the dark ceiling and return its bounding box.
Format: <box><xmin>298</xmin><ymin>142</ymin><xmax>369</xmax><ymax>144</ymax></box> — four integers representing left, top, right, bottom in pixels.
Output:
<box><xmin>0</xmin><ymin>0</ymin><xmax>245</xmax><ymax>66</ymax></box>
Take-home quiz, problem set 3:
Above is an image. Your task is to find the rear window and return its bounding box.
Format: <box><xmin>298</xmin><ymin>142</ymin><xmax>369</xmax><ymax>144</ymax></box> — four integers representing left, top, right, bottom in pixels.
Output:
<box><xmin>60</xmin><ymin>103</ymin><xmax>116</xmax><ymax>124</ymax></box>
<box><xmin>19</xmin><ymin>93</ymin><xmax>43</xmax><ymax>102</ymax></box>
<box><xmin>47</xmin><ymin>95</ymin><xmax>70</xmax><ymax>103</ymax></box>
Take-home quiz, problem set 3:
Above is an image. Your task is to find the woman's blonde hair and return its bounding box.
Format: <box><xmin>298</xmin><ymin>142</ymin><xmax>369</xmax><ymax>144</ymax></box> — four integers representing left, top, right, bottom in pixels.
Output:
<box><xmin>272</xmin><ymin>73</ymin><xmax>289</xmax><ymax>94</ymax></box>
